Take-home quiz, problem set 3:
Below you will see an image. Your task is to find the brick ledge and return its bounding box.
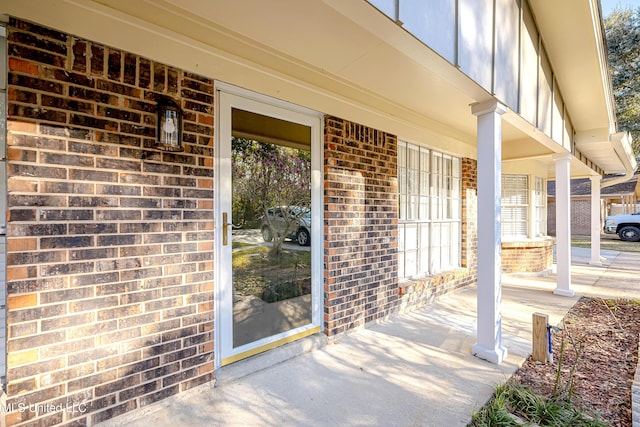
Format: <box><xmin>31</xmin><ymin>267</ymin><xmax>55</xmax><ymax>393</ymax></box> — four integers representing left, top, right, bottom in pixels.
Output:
<box><xmin>501</xmin><ymin>237</ymin><xmax>555</xmax><ymax>249</ymax></box>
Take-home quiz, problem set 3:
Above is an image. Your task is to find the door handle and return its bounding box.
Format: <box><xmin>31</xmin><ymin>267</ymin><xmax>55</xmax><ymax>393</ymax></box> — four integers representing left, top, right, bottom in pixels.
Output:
<box><xmin>222</xmin><ymin>212</ymin><xmax>229</xmax><ymax>246</ymax></box>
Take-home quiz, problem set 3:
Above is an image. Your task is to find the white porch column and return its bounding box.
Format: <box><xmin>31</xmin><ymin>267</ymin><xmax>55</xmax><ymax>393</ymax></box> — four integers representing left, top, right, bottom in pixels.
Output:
<box><xmin>589</xmin><ymin>175</ymin><xmax>603</xmax><ymax>266</ymax></box>
<box><xmin>471</xmin><ymin>101</ymin><xmax>508</xmax><ymax>364</ymax></box>
<box><xmin>553</xmin><ymin>153</ymin><xmax>575</xmax><ymax>297</ymax></box>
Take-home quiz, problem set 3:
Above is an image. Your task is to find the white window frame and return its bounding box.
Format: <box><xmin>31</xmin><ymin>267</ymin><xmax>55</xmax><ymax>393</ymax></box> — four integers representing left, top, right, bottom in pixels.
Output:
<box><xmin>502</xmin><ymin>175</ymin><xmax>529</xmax><ymax>238</ymax></box>
<box><xmin>534</xmin><ymin>176</ymin><xmax>546</xmax><ymax>237</ymax></box>
<box><xmin>501</xmin><ymin>174</ymin><xmax>547</xmax><ymax>239</ymax></box>
<box><xmin>398</xmin><ymin>141</ymin><xmax>461</xmax><ymax>279</ymax></box>
<box><xmin>214</xmin><ymin>82</ymin><xmax>323</xmax><ymax>368</ymax></box>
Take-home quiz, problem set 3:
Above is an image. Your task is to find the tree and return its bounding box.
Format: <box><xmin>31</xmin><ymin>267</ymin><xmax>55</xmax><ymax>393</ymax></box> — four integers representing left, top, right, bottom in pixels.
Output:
<box><xmin>232</xmin><ymin>138</ymin><xmax>311</xmax><ymax>257</ymax></box>
<box><xmin>605</xmin><ymin>6</ymin><xmax>640</xmax><ymax>157</ymax></box>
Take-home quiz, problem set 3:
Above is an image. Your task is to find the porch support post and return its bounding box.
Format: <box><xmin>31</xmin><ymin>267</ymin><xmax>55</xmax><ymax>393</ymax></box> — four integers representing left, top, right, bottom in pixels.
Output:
<box><xmin>553</xmin><ymin>153</ymin><xmax>575</xmax><ymax>297</ymax></box>
<box><xmin>471</xmin><ymin>100</ymin><xmax>508</xmax><ymax>364</ymax></box>
<box><xmin>589</xmin><ymin>175</ymin><xmax>603</xmax><ymax>266</ymax></box>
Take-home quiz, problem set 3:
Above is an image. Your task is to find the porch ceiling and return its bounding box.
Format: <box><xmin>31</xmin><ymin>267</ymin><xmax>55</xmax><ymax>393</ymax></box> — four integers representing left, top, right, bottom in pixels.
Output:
<box><xmin>2</xmin><ymin>0</ymin><xmax>628</xmax><ymax>175</ymax></box>
<box><xmin>86</xmin><ymin>0</ymin><xmax>487</xmax><ymax>152</ymax></box>
<box><xmin>529</xmin><ymin>0</ymin><xmax>613</xmax><ymax>134</ymax></box>
<box><xmin>528</xmin><ymin>0</ymin><xmax>636</xmax><ymax>176</ymax></box>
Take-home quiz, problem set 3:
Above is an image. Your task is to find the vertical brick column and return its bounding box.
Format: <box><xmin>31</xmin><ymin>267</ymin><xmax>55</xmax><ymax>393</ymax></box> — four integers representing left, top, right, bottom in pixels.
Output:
<box><xmin>461</xmin><ymin>157</ymin><xmax>478</xmax><ymax>272</ymax></box>
<box><xmin>324</xmin><ymin>116</ymin><xmax>398</xmax><ymax>336</ymax></box>
<box><xmin>6</xmin><ymin>18</ymin><xmax>214</xmax><ymax>426</ymax></box>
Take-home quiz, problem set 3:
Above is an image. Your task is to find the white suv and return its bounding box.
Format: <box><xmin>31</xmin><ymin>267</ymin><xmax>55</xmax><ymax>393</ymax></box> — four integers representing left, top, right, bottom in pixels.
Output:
<box><xmin>260</xmin><ymin>206</ymin><xmax>311</xmax><ymax>246</ymax></box>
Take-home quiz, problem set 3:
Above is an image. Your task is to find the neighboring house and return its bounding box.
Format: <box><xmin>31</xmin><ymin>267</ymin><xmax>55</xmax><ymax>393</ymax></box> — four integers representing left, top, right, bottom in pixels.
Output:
<box><xmin>0</xmin><ymin>0</ymin><xmax>636</xmax><ymax>425</ymax></box>
<box><xmin>548</xmin><ymin>174</ymin><xmax>640</xmax><ymax>235</ymax></box>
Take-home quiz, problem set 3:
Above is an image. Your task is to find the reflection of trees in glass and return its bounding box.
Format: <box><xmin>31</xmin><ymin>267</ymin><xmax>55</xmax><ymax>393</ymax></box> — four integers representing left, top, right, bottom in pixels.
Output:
<box><xmin>232</xmin><ymin>138</ymin><xmax>311</xmax><ymax>256</ymax></box>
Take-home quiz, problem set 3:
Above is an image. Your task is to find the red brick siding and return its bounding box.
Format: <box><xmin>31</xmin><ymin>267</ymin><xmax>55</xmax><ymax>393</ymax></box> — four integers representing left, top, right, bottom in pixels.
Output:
<box><xmin>570</xmin><ymin>199</ymin><xmax>591</xmax><ymax>235</ymax></box>
<box><xmin>6</xmin><ymin>18</ymin><xmax>214</xmax><ymax>426</ymax></box>
<box><xmin>501</xmin><ymin>243</ymin><xmax>553</xmax><ymax>273</ymax></box>
<box><xmin>398</xmin><ymin>269</ymin><xmax>474</xmax><ymax>311</ymax></box>
<box><xmin>547</xmin><ymin>199</ymin><xmax>556</xmax><ymax>235</ymax></box>
<box><xmin>547</xmin><ymin>198</ymin><xmax>591</xmax><ymax>236</ymax></box>
<box><xmin>324</xmin><ymin>117</ymin><xmax>399</xmax><ymax>336</ymax></box>
<box><xmin>461</xmin><ymin>158</ymin><xmax>478</xmax><ymax>270</ymax></box>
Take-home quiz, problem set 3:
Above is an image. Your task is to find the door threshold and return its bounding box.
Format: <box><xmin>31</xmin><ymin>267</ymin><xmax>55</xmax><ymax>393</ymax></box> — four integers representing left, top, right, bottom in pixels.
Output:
<box><xmin>215</xmin><ymin>331</ymin><xmax>327</xmax><ymax>386</ymax></box>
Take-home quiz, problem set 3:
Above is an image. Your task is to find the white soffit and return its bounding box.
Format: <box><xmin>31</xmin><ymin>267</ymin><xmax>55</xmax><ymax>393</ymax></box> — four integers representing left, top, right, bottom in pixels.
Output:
<box><xmin>2</xmin><ymin>0</ymin><xmax>626</xmax><ymax>173</ymax></box>
<box><xmin>529</xmin><ymin>0</ymin><xmax>614</xmax><ymax>133</ymax></box>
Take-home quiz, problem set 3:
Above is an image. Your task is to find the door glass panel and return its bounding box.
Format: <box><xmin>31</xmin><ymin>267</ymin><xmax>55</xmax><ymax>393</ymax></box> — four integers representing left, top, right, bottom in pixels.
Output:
<box><xmin>230</xmin><ymin>109</ymin><xmax>312</xmax><ymax>348</ymax></box>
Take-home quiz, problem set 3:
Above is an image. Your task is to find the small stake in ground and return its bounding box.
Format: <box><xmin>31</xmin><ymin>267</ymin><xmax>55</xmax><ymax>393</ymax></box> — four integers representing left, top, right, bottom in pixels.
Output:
<box><xmin>532</xmin><ymin>312</ymin><xmax>549</xmax><ymax>363</ymax></box>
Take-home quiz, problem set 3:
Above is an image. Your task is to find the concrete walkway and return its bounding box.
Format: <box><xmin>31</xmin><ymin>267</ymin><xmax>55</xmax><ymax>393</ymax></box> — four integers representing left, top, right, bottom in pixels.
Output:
<box><xmin>99</xmin><ymin>247</ymin><xmax>639</xmax><ymax>427</ymax></box>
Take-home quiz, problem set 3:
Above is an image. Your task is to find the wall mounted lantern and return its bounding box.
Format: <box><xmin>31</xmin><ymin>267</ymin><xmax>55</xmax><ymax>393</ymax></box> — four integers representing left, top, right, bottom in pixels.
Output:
<box><xmin>155</xmin><ymin>97</ymin><xmax>183</xmax><ymax>152</ymax></box>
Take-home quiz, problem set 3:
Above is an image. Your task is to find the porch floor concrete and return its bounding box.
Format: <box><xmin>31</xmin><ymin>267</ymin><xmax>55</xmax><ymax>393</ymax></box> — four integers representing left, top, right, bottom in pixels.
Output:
<box><xmin>98</xmin><ymin>247</ymin><xmax>639</xmax><ymax>427</ymax></box>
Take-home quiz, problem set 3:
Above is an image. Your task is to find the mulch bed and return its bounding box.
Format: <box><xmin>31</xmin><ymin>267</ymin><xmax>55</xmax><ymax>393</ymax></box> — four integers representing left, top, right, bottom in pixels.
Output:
<box><xmin>509</xmin><ymin>297</ymin><xmax>640</xmax><ymax>426</ymax></box>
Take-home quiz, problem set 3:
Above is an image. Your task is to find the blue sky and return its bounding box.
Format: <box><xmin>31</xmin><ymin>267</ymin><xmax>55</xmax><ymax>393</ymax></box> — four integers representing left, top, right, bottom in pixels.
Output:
<box><xmin>601</xmin><ymin>0</ymin><xmax>640</xmax><ymax>17</ymax></box>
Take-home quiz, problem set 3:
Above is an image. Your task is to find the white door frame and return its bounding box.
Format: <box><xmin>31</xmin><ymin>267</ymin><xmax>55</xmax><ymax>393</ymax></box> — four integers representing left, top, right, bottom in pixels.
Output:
<box><xmin>213</xmin><ymin>82</ymin><xmax>324</xmax><ymax>368</ymax></box>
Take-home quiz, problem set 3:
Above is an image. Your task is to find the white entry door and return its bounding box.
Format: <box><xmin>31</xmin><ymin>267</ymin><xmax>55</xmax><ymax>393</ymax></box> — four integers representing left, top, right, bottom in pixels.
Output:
<box><xmin>215</xmin><ymin>84</ymin><xmax>323</xmax><ymax>367</ymax></box>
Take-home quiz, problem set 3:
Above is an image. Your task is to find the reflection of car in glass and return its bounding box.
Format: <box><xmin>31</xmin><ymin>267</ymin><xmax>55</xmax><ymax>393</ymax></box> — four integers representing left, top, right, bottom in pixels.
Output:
<box><xmin>260</xmin><ymin>206</ymin><xmax>311</xmax><ymax>246</ymax></box>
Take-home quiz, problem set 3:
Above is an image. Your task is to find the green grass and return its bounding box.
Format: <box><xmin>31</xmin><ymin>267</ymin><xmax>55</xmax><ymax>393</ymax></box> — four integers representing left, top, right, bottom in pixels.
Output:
<box><xmin>571</xmin><ymin>235</ymin><xmax>640</xmax><ymax>253</ymax></box>
<box><xmin>232</xmin><ymin>241</ymin><xmax>254</xmax><ymax>250</ymax></box>
<box><xmin>232</xmin><ymin>245</ymin><xmax>310</xmax><ymax>270</ymax></box>
<box><xmin>232</xmin><ymin>246</ymin><xmax>311</xmax><ymax>303</ymax></box>
<box><xmin>470</xmin><ymin>384</ymin><xmax>606</xmax><ymax>427</ymax></box>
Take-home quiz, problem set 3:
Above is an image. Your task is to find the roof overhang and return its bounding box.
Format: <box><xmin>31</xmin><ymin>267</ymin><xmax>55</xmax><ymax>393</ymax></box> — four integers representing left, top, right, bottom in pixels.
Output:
<box><xmin>1</xmin><ymin>0</ymin><xmax>635</xmax><ymax>176</ymax></box>
<box><xmin>529</xmin><ymin>0</ymin><xmax>636</xmax><ymax>176</ymax></box>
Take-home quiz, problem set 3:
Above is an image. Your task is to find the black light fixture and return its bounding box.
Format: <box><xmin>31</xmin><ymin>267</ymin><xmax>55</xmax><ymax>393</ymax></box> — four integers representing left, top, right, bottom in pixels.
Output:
<box><xmin>155</xmin><ymin>97</ymin><xmax>183</xmax><ymax>152</ymax></box>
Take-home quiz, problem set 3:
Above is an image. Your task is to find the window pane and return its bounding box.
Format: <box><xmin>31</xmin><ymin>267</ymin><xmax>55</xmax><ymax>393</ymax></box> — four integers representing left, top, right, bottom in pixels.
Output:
<box><xmin>397</xmin><ymin>141</ymin><xmax>461</xmax><ymax>278</ymax></box>
<box><xmin>405</xmin><ymin>251</ymin><xmax>417</xmax><ymax>277</ymax></box>
<box><xmin>451</xmin><ymin>178</ymin><xmax>460</xmax><ymax>199</ymax></box>
<box><xmin>419</xmin><ymin>224</ymin><xmax>429</xmax><ymax>274</ymax></box>
<box><xmin>441</xmin><ymin>223</ymin><xmax>451</xmax><ymax>269</ymax></box>
<box><xmin>534</xmin><ymin>176</ymin><xmax>546</xmax><ymax>236</ymax></box>
<box><xmin>408</xmin><ymin>169</ymin><xmax>419</xmax><ymax>195</ymax></box>
<box><xmin>430</xmin><ymin>222</ymin><xmax>441</xmax><ymax>273</ymax></box>
<box><xmin>450</xmin><ymin>223</ymin><xmax>460</xmax><ymax>266</ymax></box>
<box><xmin>444</xmin><ymin>156</ymin><xmax>452</xmax><ymax>176</ymax></box>
<box><xmin>409</xmin><ymin>195</ymin><xmax>419</xmax><ymax>219</ymax></box>
<box><xmin>399</xmin><ymin>168</ymin><xmax>406</xmax><ymax>195</ymax></box>
<box><xmin>405</xmin><ymin>224</ymin><xmax>418</xmax><ymax>251</ymax></box>
<box><xmin>419</xmin><ymin>196</ymin><xmax>429</xmax><ymax>219</ymax></box>
<box><xmin>421</xmin><ymin>150</ymin><xmax>430</xmax><ymax>173</ymax></box>
<box><xmin>502</xmin><ymin>174</ymin><xmax>529</xmax><ymax>238</ymax></box>
<box><xmin>420</xmin><ymin>171</ymin><xmax>429</xmax><ymax>197</ymax></box>
<box><xmin>452</xmin><ymin>157</ymin><xmax>461</xmax><ymax>177</ymax></box>
<box><xmin>433</xmin><ymin>153</ymin><xmax>442</xmax><ymax>173</ymax></box>
<box><xmin>431</xmin><ymin>195</ymin><xmax>440</xmax><ymax>219</ymax></box>
<box><xmin>451</xmin><ymin>198</ymin><xmax>460</xmax><ymax>220</ymax></box>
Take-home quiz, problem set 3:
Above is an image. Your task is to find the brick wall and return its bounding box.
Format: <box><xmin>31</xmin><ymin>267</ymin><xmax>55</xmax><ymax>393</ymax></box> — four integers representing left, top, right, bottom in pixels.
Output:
<box><xmin>570</xmin><ymin>199</ymin><xmax>591</xmax><ymax>235</ymax></box>
<box><xmin>461</xmin><ymin>158</ymin><xmax>478</xmax><ymax>270</ymax></box>
<box><xmin>3</xmin><ymin>15</ymin><xmax>489</xmax><ymax>426</ymax></box>
<box><xmin>547</xmin><ymin>197</ymin><xmax>591</xmax><ymax>236</ymax></box>
<box><xmin>324</xmin><ymin>117</ymin><xmax>399</xmax><ymax>336</ymax></box>
<box><xmin>547</xmin><ymin>198</ymin><xmax>556</xmax><ymax>235</ymax></box>
<box><xmin>501</xmin><ymin>240</ymin><xmax>554</xmax><ymax>274</ymax></box>
<box><xmin>6</xmin><ymin>18</ymin><xmax>214</xmax><ymax>426</ymax></box>
<box><xmin>398</xmin><ymin>269</ymin><xmax>474</xmax><ymax>312</ymax></box>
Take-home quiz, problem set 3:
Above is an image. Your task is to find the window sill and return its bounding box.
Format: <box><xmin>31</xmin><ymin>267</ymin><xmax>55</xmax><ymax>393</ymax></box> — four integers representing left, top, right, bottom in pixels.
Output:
<box><xmin>398</xmin><ymin>267</ymin><xmax>471</xmax><ymax>296</ymax></box>
<box><xmin>501</xmin><ymin>236</ymin><xmax>555</xmax><ymax>248</ymax></box>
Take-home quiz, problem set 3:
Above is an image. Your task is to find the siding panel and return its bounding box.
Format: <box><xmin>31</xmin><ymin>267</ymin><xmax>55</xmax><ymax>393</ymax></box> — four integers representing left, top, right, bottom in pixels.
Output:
<box><xmin>458</xmin><ymin>0</ymin><xmax>494</xmax><ymax>91</ymax></box>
